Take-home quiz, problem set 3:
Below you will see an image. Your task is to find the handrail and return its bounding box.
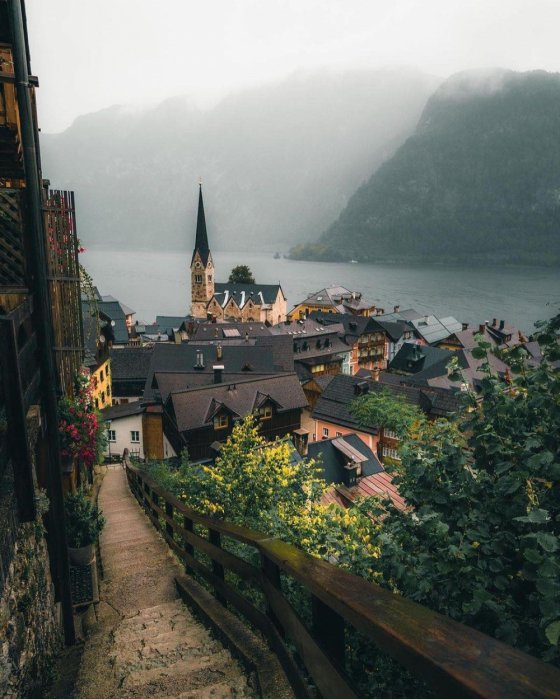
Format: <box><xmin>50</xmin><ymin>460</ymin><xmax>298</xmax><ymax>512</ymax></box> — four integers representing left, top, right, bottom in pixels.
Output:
<box><xmin>125</xmin><ymin>461</ymin><xmax>560</xmax><ymax>699</ymax></box>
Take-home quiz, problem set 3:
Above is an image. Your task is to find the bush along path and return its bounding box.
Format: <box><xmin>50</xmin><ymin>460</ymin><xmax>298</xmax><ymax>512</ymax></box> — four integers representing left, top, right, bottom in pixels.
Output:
<box><xmin>72</xmin><ymin>466</ymin><xmax>258</xmax><ymax>698</ymax></box>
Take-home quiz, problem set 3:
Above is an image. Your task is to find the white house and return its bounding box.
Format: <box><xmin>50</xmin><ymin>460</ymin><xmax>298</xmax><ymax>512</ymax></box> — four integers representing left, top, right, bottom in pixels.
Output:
<box><xmin>101</xmin><ymin>402</ymin><xmax>145</xmax><ymax>460</ymax></box>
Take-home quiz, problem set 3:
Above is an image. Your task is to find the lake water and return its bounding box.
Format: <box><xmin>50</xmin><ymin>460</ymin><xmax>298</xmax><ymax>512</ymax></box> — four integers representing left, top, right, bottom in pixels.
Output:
<box><xmin>81</xmin><ymin>248</ymin><xmax>560</xmax><ymax>334</ymax></box>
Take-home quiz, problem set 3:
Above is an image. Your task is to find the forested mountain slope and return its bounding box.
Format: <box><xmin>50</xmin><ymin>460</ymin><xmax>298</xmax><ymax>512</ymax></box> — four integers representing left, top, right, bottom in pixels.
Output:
<box><xmin>291</xmin><ymin>70</ymin><xmax>560</xmax><ymax>265</ymax></box>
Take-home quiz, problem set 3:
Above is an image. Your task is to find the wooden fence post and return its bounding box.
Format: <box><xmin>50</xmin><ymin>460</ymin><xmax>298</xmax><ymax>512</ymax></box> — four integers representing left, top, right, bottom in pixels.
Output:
<box><xmin>312</xmin><ymin>594</ymin><xmax>345</xmax><ymax>666</ymax></box>
<box><xmin>165</xmin><ymin>501</ymin><xmax>174</xmax><ymax>539</ymax></box>
<box><xmin>261</xmin><ymin>553</ymin><xmax>283</xmax><ymax>634</ymax></box>
<box><xmin>183</xmin><ymin>515</ymin><xmax>194</xmax><ymax>574</ymax></box>
<box><xmin>208</xmin><ymin>528</ymin><xmax>226</xmax><ymax>605</ymax></box>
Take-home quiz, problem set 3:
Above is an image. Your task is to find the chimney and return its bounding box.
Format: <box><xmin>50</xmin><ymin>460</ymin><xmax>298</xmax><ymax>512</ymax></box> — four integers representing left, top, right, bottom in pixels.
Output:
<box><xmin>354</xmin><ymin>380</ymin><xmax>369</xmax><ymax>396</ymax></box>
<box><xmin>343</xmin><ymin>459</ymin><xmax>360</xmax><ymax>487</ymax></box>
<box><xmin>194</xmin><ymin>350</ymin><xmax>205</xmax><ymax>369</ymax></box>
<box><xmin>394</xmin><ymin>305</ymin><xmax>400</xmax><ymax>313</ymax></box>
<box><xmin>216</xmin><ymin>343</ymin><xmax>223</xmax><ymax>360</ymax></box>
<box><xmin>462</xmin><ymin>322</ymin><xmax>468</xmax><ymax>331</ymax></box>
<box><xmin>499</xmin><ymin>320</ymin><xmax>505</xmax><ymax>330</ymax></box>
<box><xmin>492</xmin><ymin>318</ymin><xmax>497</xmax><ymax>327</ymax></box>
<box><xmin>213</xmin><ymin>364</ymin><xmax>224</xmax><ymax>384</ymax></box>
<box><xmin>293</xmin><ymin>430</ymin><xmax>309</xmax><ymax>457</ymax></box>
<box><xmin>371</xmin><ymin>366</ymin><xmax>380</xmax><ymax>382</ymax></box>
<box><xmin>478</xmin><ymin>324</ymin><xmax>485</xmax><ymax>335</ymax></box>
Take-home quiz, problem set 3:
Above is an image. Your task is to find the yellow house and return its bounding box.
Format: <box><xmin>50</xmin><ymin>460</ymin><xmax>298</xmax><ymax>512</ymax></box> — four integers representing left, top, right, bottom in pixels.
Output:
<box><xmin>91</xmin><ymin>357</ymin><xmax>112</xmax><ymax>410</ymax></box>
<box><xmin>288</xmin><ymin>286</ymin><xmax>379</xmax><ymax>321</ymax></box>
<box><xmin>82</xmin><ymin>303</ymin><xmax>113</xmax><ymax>410</ymax></box>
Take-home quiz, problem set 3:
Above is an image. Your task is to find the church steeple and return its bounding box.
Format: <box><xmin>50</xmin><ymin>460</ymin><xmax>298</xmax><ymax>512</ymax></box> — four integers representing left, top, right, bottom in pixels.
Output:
<box><xmin>190</xmin><ymin>183</ymin><xmax>214</xmax><ymax>318</ymax></box>
<box><xmin>191</xmin><ymin>184</ymin><xmax>210</xmax><ymax>266</ymax></box>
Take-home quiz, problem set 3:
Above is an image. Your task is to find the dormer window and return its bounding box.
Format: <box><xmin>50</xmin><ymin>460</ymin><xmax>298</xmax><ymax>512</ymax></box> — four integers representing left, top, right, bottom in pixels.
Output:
<box><xmin>214</xmin><ymin>414</ymin><xmax>228</xmax><ymax>430</ymax></box>
<box><xmin>259</xmin><ymin>405</ymin><xmax>272</xmax><ymax>420</ymax></box>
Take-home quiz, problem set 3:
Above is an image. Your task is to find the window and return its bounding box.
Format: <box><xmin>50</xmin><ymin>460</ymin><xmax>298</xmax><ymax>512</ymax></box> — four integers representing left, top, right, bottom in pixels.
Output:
<box><xmin>100</xmin><ymin>369</ymin><xmax>104</xmax><ymax>381</ymax></box>
<box><xmin>195</xmin><ymin>274</ymin><xmax>203</xmax><ymax>283</ymax></box>
<box><xmin>121</xmin><ymin>398</ymin><xmax>129</xmax><ymax>404</ymax></box>
<box><xmin>130</xmin><ymin>431</ymin><xmax>140</xmax><ymax>443</ymax></box>
<box><xmin>322</xmin><ymin>427</ymin><xmax>329</xmax><ymax>438</ymax></box>
<box><xmin>384</xmin><ymin>429</ymin><xmax>398</xmax><ymax>440</ymax></box>
<box><xmin>208</xmin><ymin>275</ymin><xmax>212</xmax><ymax>282</ymax></box>
<box><xmin>311</xmin><ymin>364</ymin><xmax>325</xmax><ymax>373</ymax></box>
<box><xmin>214</xmin><ymin>414</ymin><xmax>228</xmax><ymax>430</ymax></box>
<box><xmin>107</xmin><ymin>385</ymin><xmax>111</xmax><ymax>396</ymax></box>
<box><xmin>101</xmin><ymin>391</ymin><xmax>105</xmax><ymax>404</ymax></box>
<box><xmin>107</xmin><ymin>429</ymin><xmax>116</xmax><ymax>442</ymax></box>
<box><xmin>259</xmin><ymin>405</ymin><xmax>272</xmax><ymax>420</ymax></box>
<box><xmin>382</xmin><ymin>446</ymin><xmax>400</xmax><ymax>460</ymax></box>
<box><xmin>336</xmin><ymin>431</ymin><xmax>343</xmax><ymax>437</ymax></box>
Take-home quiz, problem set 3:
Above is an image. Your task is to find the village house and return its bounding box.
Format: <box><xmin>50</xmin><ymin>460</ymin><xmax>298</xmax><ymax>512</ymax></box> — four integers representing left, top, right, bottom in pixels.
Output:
<box><xmin>81</xmin><ymin>302</ymin><xmax>112</xmax><ymax>410</ymax></box>
<box><xmin>311</xmin><ymin>376</ymin><xmax>380</xmax><ymax>450</ymax></box>
<box><xmin>308</xmin><ymin>311</ymin><xmax>388</xmax><ymax>372</ymax></box>
<box><xmin>311</xmin><ymin>373</ymin><xmax>461</xmax><ymax>463</ymax></box>
<box><xmin>377</xmin><ymin>308</ymin><xmax>462</xmax><ymax>346</ymax></box>
<box><xmin>375</xmin><ymin>319</ymin><xmax>417</xmax><ymax>362</ymax></box>
<box><xmin>190</xmin><ymin>186</ymin><xmax>287</xmax><ymax>324</ymax></box>
<box><xmin>143</xmin><ymin>340</ymin><xmax>293</xmax><ymax>403</ymax></box>
<box><xmin>163</xmin><ymin>373</ymin><xmax>308</xmax><ymax>462</ymax></box>
<box><xmin>269</xmin><ymin>318</ymin><xmax>351</xmax><ymax>380</ymax></box>
<box><xmin>389</xmin><ymin>341</ymin><xmax>512</xmax><ymax>393</ymax></box>
<box><xmin>110</xmin><ymin>346</ymin><xmax>153</xmax><ymax>404</ymax></box>
<box><xmin>288</xmin><ymin>285</ymin><xmax>380</xmax><ymax>320</ymax></box>
<box><xmin>303</xmin><ymin>434</ymin><xmax>406</xmax><ymax>511</ymax></box>
<box><xmin>437</xmin><ymin>318</ymin><xmax>526</xmax><ymax>352</ymax></box>
<box><xmin>81</xmin><ymin>291</ymin><xmax>134</xmax><ymax>348</ymax></box>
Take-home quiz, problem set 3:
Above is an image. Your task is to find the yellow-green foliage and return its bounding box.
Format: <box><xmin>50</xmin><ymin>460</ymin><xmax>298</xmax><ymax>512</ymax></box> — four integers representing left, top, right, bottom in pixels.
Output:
<box><xmin>150</xmin><ymin>415</ymin><xmax>381</xmax><ymax>577</ymax></box>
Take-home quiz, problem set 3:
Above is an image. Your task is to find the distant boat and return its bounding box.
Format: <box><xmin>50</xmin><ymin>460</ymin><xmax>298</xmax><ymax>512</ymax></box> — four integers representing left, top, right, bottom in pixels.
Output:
<box><xmin>274</xmin><ymin>252</ymin><xmax>281</xmax><ymax>259</ymax></box>
<box><xmin>349</xmin><ymin>259</ymin><xmax>359</xmax><ymax>264</ymax></box>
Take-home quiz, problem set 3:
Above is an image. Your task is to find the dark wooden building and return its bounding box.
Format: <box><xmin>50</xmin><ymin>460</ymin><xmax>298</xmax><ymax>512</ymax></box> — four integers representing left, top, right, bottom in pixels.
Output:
<box><xmin>163</xmin><ymin>373</ymin><xmax>308</xmax><ymax>462</ymax></box>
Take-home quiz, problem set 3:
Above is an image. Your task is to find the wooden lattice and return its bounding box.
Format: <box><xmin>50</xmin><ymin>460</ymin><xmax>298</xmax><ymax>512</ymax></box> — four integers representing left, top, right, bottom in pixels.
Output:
<box><xmin>44</xmin><ymin>189</ymin><xmax>84</xmax><ymax>397</ymax></box>
<box><xmin>0</xmin><ymin>188</ymin><xmax>26</xmax><ymax>289</ymax></box>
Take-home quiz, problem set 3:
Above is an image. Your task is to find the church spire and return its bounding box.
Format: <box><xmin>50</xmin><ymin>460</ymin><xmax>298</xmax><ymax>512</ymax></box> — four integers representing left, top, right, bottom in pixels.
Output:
<box><xmin>191</xmin><ymin>183</ymin><xmax>210</xmax><ymax>266</ymax></box>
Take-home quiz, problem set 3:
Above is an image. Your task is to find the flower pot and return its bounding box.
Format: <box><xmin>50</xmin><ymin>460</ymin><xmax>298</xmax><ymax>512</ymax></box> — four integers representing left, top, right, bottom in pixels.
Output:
<box><xmin>68</xmin><ymin>543</ymin><xmax>95</xmax><ymax>566</ymax></box>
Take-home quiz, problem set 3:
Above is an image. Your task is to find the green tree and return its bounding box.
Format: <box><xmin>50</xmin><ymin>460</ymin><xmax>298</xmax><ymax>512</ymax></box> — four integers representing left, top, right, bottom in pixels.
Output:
<box><xmin>371</xmin><ymin>313</ymin><xmax>560</xmax><ymax>664</ymax></box>
<box><xmin>228</xmin><ymin>265</ymin><xmax>255</xmax><ymax>284</ymax></box>
<box><xmin>350</xmin><ymin>387</ymin><xmax>424</xmax><ymax>439</ymax></box>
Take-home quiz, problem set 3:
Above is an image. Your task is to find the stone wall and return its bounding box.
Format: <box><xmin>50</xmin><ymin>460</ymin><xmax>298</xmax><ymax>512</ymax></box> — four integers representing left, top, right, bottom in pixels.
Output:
<box><xmin>0</xmin><ymin>459</ymin><xmax>62</xmax><ymax>698</ymax></box>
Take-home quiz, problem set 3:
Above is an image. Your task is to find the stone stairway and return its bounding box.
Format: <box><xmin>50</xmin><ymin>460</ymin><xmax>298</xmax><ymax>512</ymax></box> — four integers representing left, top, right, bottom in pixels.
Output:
<box><xmin>72</xmin><ymin>466</ymin><xmax>257</xmax><ymax>698</ymax></box>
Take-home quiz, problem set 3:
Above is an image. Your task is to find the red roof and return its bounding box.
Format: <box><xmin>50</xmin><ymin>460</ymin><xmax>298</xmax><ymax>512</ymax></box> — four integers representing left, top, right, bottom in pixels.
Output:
<box><xmin>322</xmin><ymin>470</ymin><xmax>406</xmax><ymax>511</ymax></box>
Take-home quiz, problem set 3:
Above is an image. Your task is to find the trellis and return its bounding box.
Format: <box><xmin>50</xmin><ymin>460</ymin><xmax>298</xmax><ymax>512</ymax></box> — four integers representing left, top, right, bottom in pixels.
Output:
<box><xmin>43</xmin><ymin>189</ymin><xmax>83</xmax><ymax>397</ymax></box>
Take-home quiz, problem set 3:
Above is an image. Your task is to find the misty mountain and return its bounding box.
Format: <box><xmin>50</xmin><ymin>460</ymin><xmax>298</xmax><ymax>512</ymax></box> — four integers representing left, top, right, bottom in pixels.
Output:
<box><xmin>291</xmin><ymin>69</ymin><xmax>560</xmax><ymax>265</ymax></box>
<box><xmin>40</xmin><ymin>69</ymin><xmax>438</xmax><ymax>252</ymax></box>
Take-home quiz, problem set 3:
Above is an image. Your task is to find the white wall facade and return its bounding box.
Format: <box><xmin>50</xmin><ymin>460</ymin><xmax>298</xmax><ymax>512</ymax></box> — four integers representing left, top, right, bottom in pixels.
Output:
<box><xmin>104</xmin><ymin>413</ymin><xmax>144</xmax><ymax>460</ymax></box>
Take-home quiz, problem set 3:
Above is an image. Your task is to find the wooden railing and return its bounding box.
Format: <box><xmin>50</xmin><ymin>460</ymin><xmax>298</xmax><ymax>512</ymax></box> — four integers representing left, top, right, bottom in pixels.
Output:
<box><xmin>126</xmin><ymin>463</ymin><xmax>560</xmax><ymax>699</ymax></box>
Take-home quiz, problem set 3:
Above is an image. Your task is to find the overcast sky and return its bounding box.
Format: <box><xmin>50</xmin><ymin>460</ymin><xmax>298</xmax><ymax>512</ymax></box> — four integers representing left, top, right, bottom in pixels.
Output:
<box><xmin>26</xmin><ymin>0</ymin><xmax>560</xmax><ymax>133</ymax></box>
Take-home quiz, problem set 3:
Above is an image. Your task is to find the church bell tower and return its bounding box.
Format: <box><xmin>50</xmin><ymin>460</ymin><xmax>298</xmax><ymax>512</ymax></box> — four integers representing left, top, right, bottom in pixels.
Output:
<box><xmin>190</xmin><ymin>184</ymin><xmax>214</xmax><ymax>318</ymax></box>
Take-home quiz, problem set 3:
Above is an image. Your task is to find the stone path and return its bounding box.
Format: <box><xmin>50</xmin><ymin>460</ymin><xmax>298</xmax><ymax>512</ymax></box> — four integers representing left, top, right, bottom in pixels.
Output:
<box><xmin>72</xmin><ymin>466</ymin><xmax>258</xmax><ymax>698</ymax></box>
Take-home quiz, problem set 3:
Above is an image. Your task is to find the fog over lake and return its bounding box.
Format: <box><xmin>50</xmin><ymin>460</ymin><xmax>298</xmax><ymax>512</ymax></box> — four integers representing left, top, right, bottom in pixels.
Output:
<box><xmin>82</xmin><ymin>249</ymin><xmax>559</xmax><ymax>334</ymax></box>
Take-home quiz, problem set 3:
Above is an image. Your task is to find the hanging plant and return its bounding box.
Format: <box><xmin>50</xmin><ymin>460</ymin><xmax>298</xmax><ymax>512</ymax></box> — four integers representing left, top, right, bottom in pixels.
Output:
<box><xmin>58</xmin><ymin>368</ymin><xmax>104</xmax><ymax>471</ymax></box>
